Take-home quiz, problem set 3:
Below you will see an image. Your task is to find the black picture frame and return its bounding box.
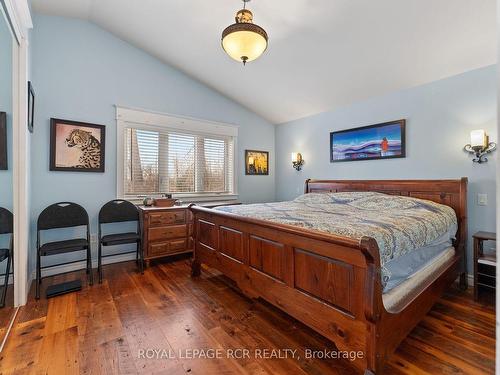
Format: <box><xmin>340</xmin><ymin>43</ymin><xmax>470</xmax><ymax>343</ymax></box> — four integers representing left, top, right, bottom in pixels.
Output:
<box><xmin>50</xmin><ymin>118</ymin><xmax>106</xmax><ymax>172</ymax></box>
<box><xmin>0</xmin><ymin>112</ymin><xmax>7</xmax><ymax>170</ymax></box>
<box><xmin>245</xmin><ymin>149</ymin><xmax>269</xmax><ymax>175</ymax></box>
<box><xmin>28</xmin><ymin>81</ymin><xmax>34</xmax><ymax>133</ymax></box>
<box><xmin>330</xmin><ymin>119</ymin><xmax>406</xmax><ymax>163</ymax></box>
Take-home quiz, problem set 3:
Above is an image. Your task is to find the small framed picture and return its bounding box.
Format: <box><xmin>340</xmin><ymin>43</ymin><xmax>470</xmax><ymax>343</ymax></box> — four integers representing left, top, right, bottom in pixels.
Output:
<box><xmin>245</xmin><ymin>149</ymin><xmax>269</xmax><ymax>175</ymax></box>
<box><xmin>50</xmin><ymin>118</ymin><xmax>106</xmax><ymax>172</ymax></box>
<box><xmin>28</xmin><ymin>81</ymin><xmax>34</xmax><ymax>133</ymax></box>
<box><xmin>0</xmin><ymin>112</ymin><xmax>7</xmax><ymax>170</ymax></box>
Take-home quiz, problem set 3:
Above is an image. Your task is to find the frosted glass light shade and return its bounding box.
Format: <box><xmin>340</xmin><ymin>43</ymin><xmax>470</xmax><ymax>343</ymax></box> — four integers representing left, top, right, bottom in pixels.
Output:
<box><xmin>470</xmin><ymin>129</ymin><xmax>486</xmax><ymax>148</ymax></box>
<box><xmin>222</xmin><ymin>24</ymin><xmax>268</xmax><ymax>64</ymax></box>
<box><xmin>222</xmin><ymin>6</ymin><xmax>268</xmax><ymax>65</ymax></box>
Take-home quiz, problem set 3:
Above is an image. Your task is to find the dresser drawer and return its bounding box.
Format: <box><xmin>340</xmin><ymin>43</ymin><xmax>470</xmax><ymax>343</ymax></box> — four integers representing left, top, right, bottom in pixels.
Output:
<box><xmin>148</xmin><ymin>239</ymin><xmax>188</xmax><ymax>257</ymax></box>
<box><xmin>148</xmin><ymin>210</ymin><xmax>186</xmax><ymax>227</ymax></box>
<box><xmin>149</xmin><ymin>225</ymin><xmax>187</xmax><ymax>241</ymax></box>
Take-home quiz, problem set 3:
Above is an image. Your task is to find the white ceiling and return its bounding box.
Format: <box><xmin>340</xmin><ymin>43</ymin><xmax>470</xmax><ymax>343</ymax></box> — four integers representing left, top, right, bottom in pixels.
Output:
<box><xmin>31</xmin><ymin>0</ymin><xmax>496</xmax><ymax>124</ymax></box>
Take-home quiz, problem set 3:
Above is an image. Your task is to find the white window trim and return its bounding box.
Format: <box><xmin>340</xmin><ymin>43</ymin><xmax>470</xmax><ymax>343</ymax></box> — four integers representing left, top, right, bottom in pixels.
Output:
<box><xmin>116</xmin><ymin>105</ymin><xmax>239</xmax><ymax>202</ymax></box>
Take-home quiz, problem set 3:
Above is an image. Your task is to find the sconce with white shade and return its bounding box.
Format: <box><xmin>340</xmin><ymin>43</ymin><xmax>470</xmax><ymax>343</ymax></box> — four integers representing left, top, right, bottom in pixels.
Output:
<box><xmin>291</xmin><ymin>152</ymin><xmax>304</xmax><ymax>171</ymax></box>
<box><xmin>464</xmin><ymin>129</ymin><xmax>496</xmax><ymax>163</ymax></box>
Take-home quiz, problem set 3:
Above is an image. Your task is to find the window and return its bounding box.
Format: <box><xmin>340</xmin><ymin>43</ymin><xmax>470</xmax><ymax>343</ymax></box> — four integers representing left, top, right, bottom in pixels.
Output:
<box><xmin>117</xmin><ymin>107</ymin><xmax>237</xmax><ymax>200</ymax></box>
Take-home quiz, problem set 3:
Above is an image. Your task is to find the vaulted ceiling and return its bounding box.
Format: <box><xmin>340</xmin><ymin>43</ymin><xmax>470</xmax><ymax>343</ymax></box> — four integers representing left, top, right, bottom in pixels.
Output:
<box><xmin>31</xmin><ymin>0</ymin><xmax>496</xmax><ymax>124</ymax></box>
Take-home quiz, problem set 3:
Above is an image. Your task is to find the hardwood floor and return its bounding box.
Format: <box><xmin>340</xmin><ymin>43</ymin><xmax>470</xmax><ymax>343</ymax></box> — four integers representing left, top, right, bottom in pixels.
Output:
<box><xmin>0</xmin><ymin>284</ymin><xmax>15</xmax><ymax>349</ymax></box>
<box><xmin>0</xmin><ymin>258</ymin><xmax>495</xmax><ymax>374</ymax></box>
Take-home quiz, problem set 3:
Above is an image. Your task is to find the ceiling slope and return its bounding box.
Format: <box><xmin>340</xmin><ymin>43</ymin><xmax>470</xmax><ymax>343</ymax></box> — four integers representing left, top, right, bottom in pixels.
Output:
<box><xmin>32</xmin><ymin>0</ymin><xmax>496</xmax><ymax>124</ymax></box>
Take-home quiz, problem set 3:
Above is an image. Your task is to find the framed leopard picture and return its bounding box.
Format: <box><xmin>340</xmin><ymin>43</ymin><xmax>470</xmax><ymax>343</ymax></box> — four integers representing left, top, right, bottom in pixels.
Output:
<box><xmin>50</xmin><ymin>118</ymin><xmax>105</xmax><ymax>172</ymax></box>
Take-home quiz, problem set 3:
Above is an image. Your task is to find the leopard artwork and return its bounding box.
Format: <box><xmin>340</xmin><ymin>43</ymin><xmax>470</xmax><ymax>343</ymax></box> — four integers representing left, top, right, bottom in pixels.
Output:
<box><xmin>65</xmin><ymin>129</ymin><xmax>101</xmax><ymax>169</ymax></box>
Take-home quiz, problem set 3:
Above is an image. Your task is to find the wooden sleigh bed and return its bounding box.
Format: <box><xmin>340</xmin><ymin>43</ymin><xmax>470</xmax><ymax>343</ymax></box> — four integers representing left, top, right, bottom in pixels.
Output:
<box><xmin>190</xmin><ymin>179</ymin><xmax>467</xmax><ymax>374</ymax></box>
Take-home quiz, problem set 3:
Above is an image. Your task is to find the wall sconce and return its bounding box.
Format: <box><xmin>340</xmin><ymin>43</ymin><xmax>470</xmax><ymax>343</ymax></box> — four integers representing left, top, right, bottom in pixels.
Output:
<box><xmin>291</xmin><ymin>152</ymin><xmax>304</xmax><ymax>171</ymax></box>
<box><xmin>464</xmin><ymin>129</ymin><xmax>496</xmax><ymax>164</ymax></box>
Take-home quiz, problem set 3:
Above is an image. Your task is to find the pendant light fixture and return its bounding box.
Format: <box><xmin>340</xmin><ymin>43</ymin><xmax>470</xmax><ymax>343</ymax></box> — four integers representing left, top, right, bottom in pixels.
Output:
<box><xmin>221</xmin><ymin>0</ymin><xmax>268</xmax><ymax>65</ymax></box>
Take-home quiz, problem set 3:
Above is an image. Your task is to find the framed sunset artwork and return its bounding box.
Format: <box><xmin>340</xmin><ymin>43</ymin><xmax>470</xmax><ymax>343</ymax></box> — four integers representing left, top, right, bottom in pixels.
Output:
<box><xmin>330</xmin><ymin>120</ymin><xmax>406</xmax><ymax>162</ymax></box>
<box><xmin>245</xmin><ymin>150</ymin><xmax>269</xmax><ymax>175</ymax></box>
<box><xmin>50</xmin><ymin>118</ymin><xmax>106</xmax><ymax>172</ymax></box>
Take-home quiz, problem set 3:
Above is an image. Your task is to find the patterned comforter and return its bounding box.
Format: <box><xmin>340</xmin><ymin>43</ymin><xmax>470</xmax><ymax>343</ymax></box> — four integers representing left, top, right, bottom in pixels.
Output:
<box><xmin>215</xmin><ymin>192</ymin><xmax>457</xmax><ymax>286</ymax></box>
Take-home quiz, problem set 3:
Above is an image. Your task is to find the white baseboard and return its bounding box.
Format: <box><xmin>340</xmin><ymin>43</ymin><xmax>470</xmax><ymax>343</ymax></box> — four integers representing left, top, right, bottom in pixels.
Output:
<box><xmin>467</xmin><ymin>273</ymin><xmax>474</xmax><ymax>286</ymax></box>
<box><xmin>29</xmin><ymin>252</ymin><xmax>137</xmax><ymax>281</ymax></box>
<box><xmin>455</xmin><ymin>273</ymin><xmax>474</xmax><ymax>286</ymax></box>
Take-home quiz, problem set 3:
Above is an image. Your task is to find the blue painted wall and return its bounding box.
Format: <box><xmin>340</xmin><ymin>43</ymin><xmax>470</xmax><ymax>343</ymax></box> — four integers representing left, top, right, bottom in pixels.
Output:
<box><xmin>30</xmin><ymin>14</ymin><xmax>276</xmax><ymax>270</ymax></box>
<box><xmin>276</xmin><ymin>65</ymin><xmax>497</xmax><ymax>274</ymax></box>
<box><xmin>0</xmin><ymin>14</ymin><xmax>12</xmax><ymax>211</ymax></box>
<box><xmin>30</xmin><ymin>14</ymin><xmax>496</xmax><ymax>279</ymax></box>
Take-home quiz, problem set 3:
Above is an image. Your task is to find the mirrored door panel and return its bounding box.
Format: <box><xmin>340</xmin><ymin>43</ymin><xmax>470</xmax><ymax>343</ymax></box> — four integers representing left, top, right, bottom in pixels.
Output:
<box><xmin>0</xmin><ymin>6</ymin><xmax>14</xmax><ymax>343</ymax></box>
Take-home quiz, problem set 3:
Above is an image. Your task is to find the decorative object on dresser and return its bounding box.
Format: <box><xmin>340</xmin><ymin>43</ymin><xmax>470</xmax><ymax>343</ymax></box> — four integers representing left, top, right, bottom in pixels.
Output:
<box><xmin>473</xmin><ymin>231</ymin><xmax>496</xmax><ymax>300</ymax></box>
<box><xmin>190</xmin><ymin>178</ymin><xmax>467</xmax><ymax>374</ymax></box>
<box><xmin>27</xmin><ymin>81</ymin><xmax>34</xmax><ymax>133</ymax></box>
<box><xmin>154</xmin><ymin>194</ymin><xmax>178</xmax><ymax>207</ymax></box>
<box><xmin>143</xmin><ymin>197</ymin><xmax>155</xmax><ymax>207</ymax></box>
<box><xmin>330</xmin><ymin>119</ymin><xmax>406</xmax><ymax>162</ymax></box>
<box><xmin>0</xmin><ymin>112</ymin><xmax>6</xmax><ymax>170</ymax></box>
<box><xmin>245</xmin><ymin>149</ymin><xmax>269</xmax><ymax>175</ymax></box>
<box><xmin>463</xmin><ymin>129</ymin><xmax>496</xmax><ymax>163</ymax></box>
<box><xmin>98</xmin><ymin>200</ymin><xmax>143</xmax><ymax>283</ymax></box>
<box><xmin>50</xmin><ymin>118</ymin><xmax>106</xmax><ymax>172</ymax></box>
<box><xmin>139</xmin><ymin>205</ymin><xmax>194</xmax><ymax>265</ymax></box>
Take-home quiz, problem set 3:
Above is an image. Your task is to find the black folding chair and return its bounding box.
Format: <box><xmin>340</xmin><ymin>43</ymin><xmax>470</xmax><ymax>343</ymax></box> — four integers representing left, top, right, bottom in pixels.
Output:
<box><xmin>0</xmin><ymin>208</ymin><xmax>13</xmax><ymax>307</ymax></box>
<box><xmin>98</xmin><ymin>200</ymin><xmax>143</xmax><ymax>283</ymax></box>
<box><xmin>36</xmin><ymin>202</ymin><xmax>92</xmax><ymax>299</ymax></box>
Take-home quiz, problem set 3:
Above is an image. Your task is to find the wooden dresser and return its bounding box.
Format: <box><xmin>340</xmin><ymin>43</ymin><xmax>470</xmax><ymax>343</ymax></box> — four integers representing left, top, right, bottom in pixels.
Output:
<box><xmin>139</xmin><ymin>205</ymin><xmax>193</xmax><ymax>264</ymax></box>
<box><xmin>139</xmin><ymin>202</ymin><xmax>240</xmax><ymax>264</ymax></box>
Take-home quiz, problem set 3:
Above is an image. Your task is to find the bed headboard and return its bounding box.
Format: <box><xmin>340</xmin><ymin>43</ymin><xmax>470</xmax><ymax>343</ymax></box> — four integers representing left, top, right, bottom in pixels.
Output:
<box><xmin>304</xmin><ymin>178</ymin><xmax>468</xmax><ymax>252</ymax></box>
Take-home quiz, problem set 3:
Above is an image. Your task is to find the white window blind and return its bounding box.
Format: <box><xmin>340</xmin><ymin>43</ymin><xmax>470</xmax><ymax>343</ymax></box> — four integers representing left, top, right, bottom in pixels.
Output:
<box><xmin>123</xmin><ymin>126</ymin><xmax>235</xmax><ymax>197</ymax></box>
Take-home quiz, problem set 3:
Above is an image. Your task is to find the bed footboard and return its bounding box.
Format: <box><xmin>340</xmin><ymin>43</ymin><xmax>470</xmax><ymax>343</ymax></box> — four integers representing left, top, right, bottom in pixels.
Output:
<box><xmin>189</xmin><ymin>179</ymin><xmax>467</xmax><ymax>374</ymax></box>
<box><xmin>190</xmin><ymin>205</ymin><xmax>385</xmax><ymax>373</ymax></box>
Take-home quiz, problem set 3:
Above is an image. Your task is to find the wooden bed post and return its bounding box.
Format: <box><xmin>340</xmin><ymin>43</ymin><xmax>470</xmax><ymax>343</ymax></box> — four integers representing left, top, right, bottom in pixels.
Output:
<box><xmin>304</xmin><ymin>178</ymin><xmax>311</xmax><ymax>194</ymax></box>
<box><xmin>458</xmin><ymin>177</ymin><xmax>468</xmax><ymax>290</ymax></box>
<box><xmin>360</xmin><ymin>236</ymin><xmax>384</xmax><ymax>374</ymax></box>
<box><xmin>189</xmin><ymin>203</ymin><xmax>201</xmax><ymax>277</ymax></box>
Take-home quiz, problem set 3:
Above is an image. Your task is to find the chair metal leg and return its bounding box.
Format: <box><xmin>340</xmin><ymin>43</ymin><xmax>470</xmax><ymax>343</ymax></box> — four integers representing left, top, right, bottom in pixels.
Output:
<box><xmin>36</xmin><ymin>252</ymin><xmax>41</xmax><ymax>299</ymax></box>
<box><xmin>87</xmin><ymin>247</ymin><xmax>93</xmax><ymax>286</ymax></box>
<box><xmin>98</xmin><ymin>242</ymin><xmax>103</xmax><ymax>284</ymax></box>
<box><xmin>0</xmin><ymin>255</ymin><xmax>10</xmax><ymax>308</ymax></box>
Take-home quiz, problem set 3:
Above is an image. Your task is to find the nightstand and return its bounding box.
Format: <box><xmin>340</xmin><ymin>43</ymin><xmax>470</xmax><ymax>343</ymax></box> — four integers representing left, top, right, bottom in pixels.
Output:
<box><xmin>473</xmin><ymin>231</ymin><xmax>496</xmax><ymax>301</ymax></box>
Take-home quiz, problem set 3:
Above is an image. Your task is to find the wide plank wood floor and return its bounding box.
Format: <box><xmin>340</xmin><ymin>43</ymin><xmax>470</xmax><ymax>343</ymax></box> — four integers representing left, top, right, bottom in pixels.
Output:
<box><xmin>0</xmin><ymin>258</ymin><xmax>495</xmax><ymax>374</ymax></box>
<box><xmin>0</xmin><ymin>284</ymin><xmax>15</xmax><ymax>349</ymax></box>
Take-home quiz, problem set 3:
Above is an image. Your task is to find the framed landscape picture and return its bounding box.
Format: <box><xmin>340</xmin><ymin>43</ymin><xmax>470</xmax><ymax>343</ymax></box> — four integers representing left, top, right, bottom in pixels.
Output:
<box><xmin>245</xmin><ymin>150</ymin><xmax>269</xmax><ymax>175</ymax></box>
<box><xmin>50</xmin><ymin>118</ymin><xmax>106</xmax><ymax>172</ymax></box>
<box><xmin>330</xmin><ymin>119</ymin><xmax>406</xmax><ymax>162</ymax></box>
